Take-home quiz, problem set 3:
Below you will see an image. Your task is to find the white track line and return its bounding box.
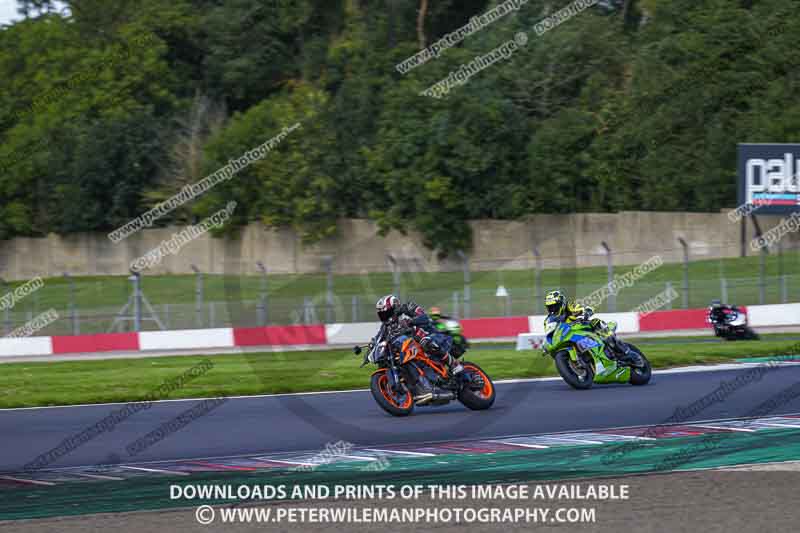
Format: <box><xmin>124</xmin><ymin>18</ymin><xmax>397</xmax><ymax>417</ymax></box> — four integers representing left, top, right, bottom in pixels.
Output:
<box><xmin>539</xmin><ymin>437</ymin><xmax>604</xmax><ymax>445</ymax></box>
<box><xmin>5</xmin><ymin>361</ymin><xmax>799</xmax><ymax>412</ymax></box>
<box><xmin>0</xmin><ymin>475</ymin><xmax>55</xmax><ymax>486</ymax></box>
<box><xmin>120</xmin><ymin>465</ymin><xmax>189</xmax><ymax>476</ymax></box>
<box><xmin>756</xmin><ymin>422</ymin><xmax>800</xmax><ymax>429</ymax></box>
<box><xmin>257</xmin><ymin>459</ymin><xmax>316</xmax><ymax>467</ymax></box>
<box><xmin>493</xmin><ymin>441</ymin><xmax>550</xmax><ymax>449</ymax></box>
<box><xmin>602</xmin><ymin>434</ymin><xmax>656</xmax><ymax>441</ymax></box>
<box><xmin>339</xmin><ymin>455</ymin><xmax>379</xmax><ymax>462</ymax></box>
<box><xmin>363</xmin><ymin>449</ymin><xmax>435</xmax><ymax>457</ymax></box>
<box><xmin>695</xmin><ymin>425</ymin><xmax>756</xmax><ymax>433</ymax></box>
<box><xmin>75</xmin><ymin>472</ymin><xmax>124</xmax><ymax>481</ymax></box>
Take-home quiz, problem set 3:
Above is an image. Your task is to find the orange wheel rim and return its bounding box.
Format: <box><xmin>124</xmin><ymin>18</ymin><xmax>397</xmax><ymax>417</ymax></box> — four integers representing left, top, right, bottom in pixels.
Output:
<box><xmin>378</xmin><ymin>374</ymin><xmax>412</xmax><ymax>409</ymax></box>
<box><xmin>465</xmin><ymin>365</ymin><xmax>493</xmax><ymax>398</ymax></box>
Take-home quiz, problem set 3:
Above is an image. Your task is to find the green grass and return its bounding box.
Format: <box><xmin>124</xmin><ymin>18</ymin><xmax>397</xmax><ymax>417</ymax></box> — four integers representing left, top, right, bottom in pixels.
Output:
<box><xmin>2</xmin><ymin>337</ymin><xmax>799</xmax><ymax>408</ymax></box>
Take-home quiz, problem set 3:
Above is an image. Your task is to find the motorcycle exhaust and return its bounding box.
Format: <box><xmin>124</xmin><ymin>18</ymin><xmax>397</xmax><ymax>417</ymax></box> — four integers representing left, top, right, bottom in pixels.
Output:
<box><xmin>414</xmin><ymin>389</ymin><xmax>455</xmax><ymax>405</ymax></box>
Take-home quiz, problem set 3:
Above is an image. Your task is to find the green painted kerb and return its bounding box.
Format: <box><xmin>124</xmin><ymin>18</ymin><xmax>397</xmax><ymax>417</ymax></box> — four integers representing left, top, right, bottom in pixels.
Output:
<box><xmin>3</xmin><ymin>427</ymin><xmax>800</xmax><ymax>521</ymax></box>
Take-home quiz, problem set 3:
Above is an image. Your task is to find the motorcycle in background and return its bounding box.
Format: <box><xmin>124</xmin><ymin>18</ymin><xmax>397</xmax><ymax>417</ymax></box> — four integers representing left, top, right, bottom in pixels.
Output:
<box><xmin>707</xmin><ymin>300</ymin><xmax>759</xmax><ymax>340</ymax></box>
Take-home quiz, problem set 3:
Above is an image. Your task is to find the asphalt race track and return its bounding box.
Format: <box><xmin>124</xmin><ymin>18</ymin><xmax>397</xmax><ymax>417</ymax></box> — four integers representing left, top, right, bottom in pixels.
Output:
<box><xmin>3</xmin><ymin>363</ymin><xmax>800</xmax><ymax>473</ymax></box>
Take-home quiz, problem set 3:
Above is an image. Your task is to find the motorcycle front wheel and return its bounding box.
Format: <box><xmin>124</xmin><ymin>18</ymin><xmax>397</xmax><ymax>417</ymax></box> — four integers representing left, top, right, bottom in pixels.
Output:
<box><xmin>554</xmin><ymin>351</ymin><xmax>594</xmax><ymax>390</ymax></box>
<box><xmin>370</xmin><ymin>371</ymin><xmax>414</xmax><ymax>417</ymax></box>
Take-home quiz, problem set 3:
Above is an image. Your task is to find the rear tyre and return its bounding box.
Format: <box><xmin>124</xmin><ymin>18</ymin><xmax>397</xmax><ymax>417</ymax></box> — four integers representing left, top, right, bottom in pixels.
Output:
<box><xmin>370</xmin><ymin>371</ymin><xmax>414</xmax><ymax>417</ymax></box>
<box><xmin>743</xmin><ymin>327</ymin><xmax>760</xmax><ymax>340</ymax></box>
<box><xmin>628</xmin><ymin>345</ymin><xmax>652</xmax><ymax>386</ymax></box>
<box><xmin>554</xmin><ymin>351</ymin><xmax>594</xmax><ymax>389</ymax></box>
<box><xmin>457</xmin><ymin>362</ymin><xmax>496</xmax><ymax>410</ymax></box>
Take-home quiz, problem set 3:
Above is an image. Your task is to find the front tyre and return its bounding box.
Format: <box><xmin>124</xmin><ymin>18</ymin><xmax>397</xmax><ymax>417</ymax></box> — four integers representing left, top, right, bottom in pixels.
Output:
<box><xmin>370</xmin><ymin>371</ymin><xmax>414</xmax><ymax>417</ymax></box>
<box><xmin>628</xmin><ymin>345</ymin><xmax>652</xmax><ymax>386</ymax></box>
<box><xmin>554</xmin><ymin>351</ymin><xmax>594</xmax><ymax>389</ymax></box>
<box><xmin>458</xmin><ymin>362</ymin><xmax>496</xmax><ymax>410</ymax></box>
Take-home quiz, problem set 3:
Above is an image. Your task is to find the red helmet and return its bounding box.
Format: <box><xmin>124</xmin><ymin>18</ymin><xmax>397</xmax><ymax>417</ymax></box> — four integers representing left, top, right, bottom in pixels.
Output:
<box><xmin>376</xmin><ymin>294</ymin><xmax>400</xmax><ymax>322</ymax></box>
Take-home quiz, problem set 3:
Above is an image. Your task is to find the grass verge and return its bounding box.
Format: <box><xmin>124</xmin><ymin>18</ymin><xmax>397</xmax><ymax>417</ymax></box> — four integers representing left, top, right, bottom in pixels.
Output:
<box><xmin>1</xmin><ymin>337</ymin><xmax>799</xmax><ymax>408</ymax></box>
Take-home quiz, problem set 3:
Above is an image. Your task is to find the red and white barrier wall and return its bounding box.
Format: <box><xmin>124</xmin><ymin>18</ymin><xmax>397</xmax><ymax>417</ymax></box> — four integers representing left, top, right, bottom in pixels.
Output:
<box><xmin>1</xmin><ymin>303</ymin><xmax>797</xmax><ymax>358</ymax></box>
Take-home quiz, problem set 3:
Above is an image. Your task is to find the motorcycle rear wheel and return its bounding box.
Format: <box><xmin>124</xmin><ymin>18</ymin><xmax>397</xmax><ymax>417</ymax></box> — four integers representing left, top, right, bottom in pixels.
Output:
<box><xmin>627</xmin><ymin>345</ymin><xmax>652</xmax><ymax>386</ymax></box>
<box><xmin>457</xmin><ymin>362</ymin><xmax>496</xmax><ymax>410</ymax></box>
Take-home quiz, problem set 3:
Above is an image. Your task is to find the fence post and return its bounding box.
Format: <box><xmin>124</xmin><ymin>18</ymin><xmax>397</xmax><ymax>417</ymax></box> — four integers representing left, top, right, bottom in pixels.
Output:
<box><xmin>191</xmin><ymin>265</ymin><xmax>203</xmax><ymax>328</ymax></box>
<box><xmin>256</xmin><ymin>261</ymin><xmax>268</xmax><ymax>326</ymax></box>
<box><xmin>452</xmin><ymin>291</ymin><xmax>460</xmax><ymax>318</ymax></box>
<box><xmin>601</xmin><ymin>241</ymin><xmax>615</xmax><ymax>312</ymax></box>
<box><xmin>387</xmin><ymin>254</ymin><xmax>400</xmax><ymax>297</ymax></box>
<box><xmin>456</xmin><ymin>250</ymin><xmax>471</xmax><ymax>319</ymax></box>
<box><xmin>64</xmin><ymin>272</ymin><xmax>79</xmax><ymax>335</ymax></box>
<box><xmin>778</xmin><ymin>241</ymin><xmax>787</xmax><ymax>303</ymax></box>
<box><xmin>352</xmin><ymin>295</ymin><xmax>359</xmax><ymax>322</ymax></box>
<box><xmin>322</xmin><ymin>256</ymin><xmax>334</xmax><ymax>324</ymax></box>
<box><xmin>131</xmin><ymin>273</ymin><xmax>142</xmax><ymax>332</ymax></box>
<box><xmin>720</xmin><ymin>278</ymin><xmax>728</xmax><ymax>304</ymax></box>
<box><xmin>678</xmin><ymin>238</ymin><xmax>689</xmax><ymax>309</ymax></box>
<box><xmin>533</xmin><ymin>246</ymin><xmax>543</xmax><ymax>315</ymax></box>
<box><xmin>303</xmin><ymin>297</ymin><xmax>315</xmax><ymax>324</ymax></box>
<box><xmin>0</xmin><ymin>277</ymin><xmax>10</xmax><ymax>334</ymax></box>
<box><xmin>209</xmin><ymin>301</ymin><xmax>215</xmax><ymax>328</ymax></box>
<box><xmin>665</xmin><ymin>281</ymin><xmax>673</xmax><ymax>310</ymax></box>
<box><xmin>759</xmin><ymin>247</ymin><xmax>767</xmax><ymax>305</ymax></box>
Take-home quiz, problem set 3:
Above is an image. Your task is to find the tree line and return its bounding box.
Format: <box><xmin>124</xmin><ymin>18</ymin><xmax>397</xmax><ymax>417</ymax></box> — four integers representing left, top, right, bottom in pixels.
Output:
<box><xmin>1</xmin><ymin>0</ymin><xmax>798</xmax><ymax>256</ymax></box>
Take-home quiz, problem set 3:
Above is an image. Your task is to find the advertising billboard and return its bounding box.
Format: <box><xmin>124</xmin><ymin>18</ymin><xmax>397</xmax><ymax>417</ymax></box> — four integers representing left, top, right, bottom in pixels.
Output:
<box><xmin>738</xmin><ymin>143</ymin><xmax>800</xmax><ymax>214</ymax></box>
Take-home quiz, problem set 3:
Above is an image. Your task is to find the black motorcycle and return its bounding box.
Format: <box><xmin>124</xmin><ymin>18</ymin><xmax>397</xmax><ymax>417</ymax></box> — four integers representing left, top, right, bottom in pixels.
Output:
<box><xmin>707</xmin><ymin>301</ymin><xmax>759</xmax><ymax>340</ymax></box>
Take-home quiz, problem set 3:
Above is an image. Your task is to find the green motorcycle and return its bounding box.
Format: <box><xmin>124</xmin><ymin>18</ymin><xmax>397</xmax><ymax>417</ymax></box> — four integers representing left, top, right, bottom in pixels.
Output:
<box><xmin>541</xmin><ymin>316</ymin><xmax>651</xmax><ymax>389</ymax></box>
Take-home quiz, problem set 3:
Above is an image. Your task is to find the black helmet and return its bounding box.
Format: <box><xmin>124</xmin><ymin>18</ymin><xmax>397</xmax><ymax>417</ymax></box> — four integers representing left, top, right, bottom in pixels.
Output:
<box><xmin>376</xmin><ymin>294</ymin><xmax>400</xmax><ymax>322</ymax></box>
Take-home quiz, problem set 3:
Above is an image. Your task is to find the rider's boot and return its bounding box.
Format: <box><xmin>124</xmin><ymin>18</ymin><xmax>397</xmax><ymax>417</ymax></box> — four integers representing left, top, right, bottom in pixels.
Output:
<box><xmin>614</xmin><ymin>341</ymin><xmax>643</xmax><ymax>367</ymax></box>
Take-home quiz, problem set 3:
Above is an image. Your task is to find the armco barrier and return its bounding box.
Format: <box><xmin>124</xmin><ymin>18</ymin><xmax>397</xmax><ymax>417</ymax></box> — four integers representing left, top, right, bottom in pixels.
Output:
<box><xmin>461</xmin><ymin>316</ymin><xmax>530</xmax><ymax>338</ymax></box>
<box><xmin>233</xmin><ymin>325</ymin><xmax>327</xmax><ymax>347</ymax></box>
<box><xmin>52</xmin><ymin>332</ymin><xmax>138</xmax><ymax>354</ymax></box>
<box><xmin>637</xmin><ymin>308</ymin><xmax>713</xmax><ymax>331</ymax></box>
<box><xmin>324</xmin><ymin>322</ymin><xmax>381</xmax><ymax>345</ymax></box>
<box><xmin>140</xmin><ymin>328</ymin><xmax>234</xmax><ymax>351</ymax></box>
<box><xmin>0</xmin><ymin>337</ymin><xmax>52</xmax><ymax>357</ymax></box>
<box><xmin>2</xmin><ymin>306</ymin><xmax>798</xmax><ymax>358</ymax></box>
<box><xmin>747</xmin><ymin>303</ymin><xmax>800</xmax><ymax>327</ymax></box>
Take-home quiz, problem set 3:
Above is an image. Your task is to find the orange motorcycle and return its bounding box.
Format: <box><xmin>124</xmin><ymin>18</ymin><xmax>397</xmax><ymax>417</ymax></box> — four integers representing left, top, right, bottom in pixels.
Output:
<box><xmin>354</xmin><ymin>323</ymin><xmax>495</xmax><ymax>417</ymax></box>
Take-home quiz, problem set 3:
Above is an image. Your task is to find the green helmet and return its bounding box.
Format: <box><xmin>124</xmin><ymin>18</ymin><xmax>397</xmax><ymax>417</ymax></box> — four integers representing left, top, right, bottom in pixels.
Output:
<box><xmin>545</xmin><ymin>290</ymin><xmax>567</xmax><ymax>316</ymax></box>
